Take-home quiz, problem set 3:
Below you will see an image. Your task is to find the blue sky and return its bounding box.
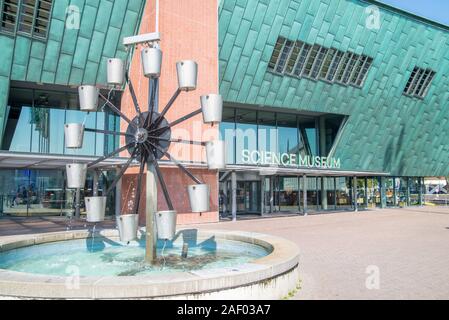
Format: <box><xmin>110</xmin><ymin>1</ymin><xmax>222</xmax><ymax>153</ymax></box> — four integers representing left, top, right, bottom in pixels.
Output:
<box><xmin>378</xmin><ymin>0</ymin><xmax>449</xmax><ymax>26</ymax></box>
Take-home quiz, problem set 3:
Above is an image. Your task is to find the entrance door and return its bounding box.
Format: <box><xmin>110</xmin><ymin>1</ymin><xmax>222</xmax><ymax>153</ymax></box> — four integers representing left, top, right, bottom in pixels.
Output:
<box><xmin>236</xmin><ymin>181</ymin><xmax>260</xmax><ymax>214</ymax></box>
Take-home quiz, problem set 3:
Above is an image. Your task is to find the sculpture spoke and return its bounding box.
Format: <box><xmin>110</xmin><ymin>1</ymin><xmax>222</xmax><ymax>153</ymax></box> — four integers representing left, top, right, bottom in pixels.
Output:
<box><xmin>147</xmin><ymin>141</ymin><xmax>202</xmax><ymax>184</ymax></box>
<box><xmin>99</xmin><ymin>92</ymin><xmax>137</xmax><ymax>129</ymax></box>
<box><xmin>106</xmin><ymin>148</ymin><xmax>137</xmax><ymax>196</ymax></box>
<box><xmin>152</xmin><ymin>89</ymin><xmax>181</xmax><ymax>129</ymax></box>
<box><xmin>149</xmin><ymin>108</ymin><xmax>202</xmax><ymax>135</ymax></box>
<box><xmin>153</xmin><ymin>159</ymin><xmax>175</xmax><ymax>211</ymax></box>
<box><xmin>84</xmin><ymin>128</ymin><xmax>133</xmax><ymax>138</ymax></box>
<box><xmin>144</xmin><ymin>79</ymin><xmax>158</xmax><ymax>129</ymax></box>
<box><xmin>125</xmin><ymin>72</ymin><xmax>143</xmax><ymax>122</ymax></box>
<box><xmin>148</xmin><ymin>136</ymin><xmax>206</xmax><ymax>146</ymax></box>
<box><xmin>88</xmin><ymin>143</ymin><xmax>135</xmax><ymax>168</ymax></box>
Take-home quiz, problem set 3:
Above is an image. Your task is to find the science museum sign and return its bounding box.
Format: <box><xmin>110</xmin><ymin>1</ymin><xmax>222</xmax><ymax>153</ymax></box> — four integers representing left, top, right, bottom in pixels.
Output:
<box><xmin>241</xmin><ymin>150</ymin><xmax>341</xmax><ymax>169</ymax></box>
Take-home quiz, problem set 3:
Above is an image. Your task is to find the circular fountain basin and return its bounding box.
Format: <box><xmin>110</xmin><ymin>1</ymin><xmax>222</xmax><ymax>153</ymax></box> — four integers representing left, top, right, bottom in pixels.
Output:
<box><xmin>0</xmin><ymin>229</ymin><xmax>300</xmax><ymax>300</ymax></box>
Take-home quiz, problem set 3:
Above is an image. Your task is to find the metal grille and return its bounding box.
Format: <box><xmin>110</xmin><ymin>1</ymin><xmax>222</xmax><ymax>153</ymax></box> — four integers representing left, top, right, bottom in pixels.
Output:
<box><xmin>403</xmin><ymin>67</ymin><xmax>435</xmax><ymax>98</ymax></box>
<box><xmin>1</xmin><ymin>0</ymin><xmax>52</xmax><ymax>38</ymax></box>
<box><xmin>268</xmin><ymin>36</ymin><xmax>374</xmax><ymax>88</ymax></box>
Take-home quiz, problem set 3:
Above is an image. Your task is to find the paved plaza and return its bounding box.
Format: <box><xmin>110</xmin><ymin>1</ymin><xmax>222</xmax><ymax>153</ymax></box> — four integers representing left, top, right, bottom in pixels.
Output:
<box><xmin>194</xmin><ymin>207</ymin><xmax>449</xmax><ymax>300</ymax></box>
<box><xmin>1</xmin><ymin>207</ymin><xmax>448</xmax><ymax>299</ymax></box>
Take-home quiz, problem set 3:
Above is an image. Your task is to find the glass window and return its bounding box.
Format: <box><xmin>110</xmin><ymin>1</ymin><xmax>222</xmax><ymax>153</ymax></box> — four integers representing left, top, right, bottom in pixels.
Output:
<box><xmin>293</xmin><ymin>43</ymin><xmax>311</xmax><ymax>77</ymax></box>
<box><xmin>279</xmin><ymin>177</ymin><xmax>299</xmax><ymax>212</ymax></box>
<box><xmin>277</xmin><ymin>113</ymin><xmax>298</xmax><ymax>157</ymax></box>
<box><xmin>302</xmin><ymin>44</ymin><xmax>320</xmax><ymax>77</ymax></box>
<box><xmin>268</xmin><ymin>37</ymin><xmax>286</xmax><ymax>71</ymax></box>
<box><xmin>275</xmin><ymin>40</ymin><xmax>293</xmax><ymax>73</ymax></box>
<box><xmin>220</xmin><ymin>108</ymin><xmax>236</xmax><ymax>164</ymax></box>
<box><xmin>235</xmin><ymin>109</ymin><xmax>257</xmax><ymax>164</ymax></box>
<box><xmin>8</xmin><ymin>106</ymin><xmax>32</xmax><ymax>152</ymax></box>
<box><xmin>310</xmin><ymin>47</ymin><xmax>328</xmax><ymax>79</ymax></box>
<box><xmin>319</xmin><ymin>48</ymin><xmax>336</xmax><ymax>79</ymax></box>
<box><xmin>299</xmin><ymin>118</ymin><xmax>318</xmax><ymax>156</ymax></box>
<box><xmin>258</xmin><ymin>111</ymin><xmax>277</xmax><ymax>157</ymax></box>
<box><xmin>336</xmin><ymin>177</ymin><xmax>352</xmax><ymax>209</ymax></box>
<box><xmin>326</xmin><ymin>50</ymin><xmax>344</xmax><ymax>81</ymax></box>
<box><xmin>285</xmin><ymin>41</ymin><xmax>303</xmax><ymax>74</ymax></box>
<box><xmin>64</xmin><ymin>109</ymin><xmax>96</xmax><ymax>156</ymax></box>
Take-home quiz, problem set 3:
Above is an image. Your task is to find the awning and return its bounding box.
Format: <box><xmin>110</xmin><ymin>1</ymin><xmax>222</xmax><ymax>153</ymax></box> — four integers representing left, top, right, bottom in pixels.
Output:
<box><xmin>0</xmin><ymin>151</ymin><xmax>210</xmax><ymax>171</ymax></box>
<box><xmin>221</xmin><ymin>164</ymin><xmax>390</xmax><ymax>177</ymax></box>
<box><xmin>0</xmin><ymin>151</ymin><xmax>131</xmax><ymax>170</ymax></box>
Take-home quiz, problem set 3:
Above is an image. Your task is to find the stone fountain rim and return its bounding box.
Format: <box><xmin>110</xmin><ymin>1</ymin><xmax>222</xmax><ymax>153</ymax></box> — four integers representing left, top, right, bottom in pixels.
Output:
<box><xmin>0</xmin><ymin>229</ymin><xmax>300</xmax><ymax>299</ymax></box>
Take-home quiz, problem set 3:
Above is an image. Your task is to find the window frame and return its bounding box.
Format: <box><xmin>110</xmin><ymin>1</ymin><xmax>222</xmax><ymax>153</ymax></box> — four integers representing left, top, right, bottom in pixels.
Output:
<box><xmin>0</xmin><ymin>0</ymin><xmax>53</xmax><ymax>39</ymax></box>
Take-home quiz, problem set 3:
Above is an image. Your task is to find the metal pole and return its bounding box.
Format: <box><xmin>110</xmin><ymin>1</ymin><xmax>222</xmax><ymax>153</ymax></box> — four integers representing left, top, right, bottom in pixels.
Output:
<box><xmin>231</xmin><ymin>171</ymin><xmax>237</xmax><ymax>222</ymax></box>
<box><xmin>145</xmin><ymin>162</ymin><xmax>158</xmax><ymax>264</ymax></box>
<box><xmin>353</xmin><ymin>176</ymin><xmax>358</xmax><ymax>212</ymax></box>
<box><xmin>321</xmin><ymin>177</ymin><xmax>328</xmax><ymax>211</ymax></box>
<box><xmin>75</xmin><ymin>188</ymin><xmax>81</xmax><ymax>218</ymax></box>
<box><xmin>93</xmin><ymin>170</ymin><xmax>99</xmax><ymax>196</ymax></box>
<box><xmin>303</xmin><ymin>174</ymin><xmax>307</xmax><ymax>216</ymax></box>
<box><xmin>364</xmin><ymin>177</ymin><xmax>368</xmax><ymax>209</ymax></box>
<box><xmin>115</xmin><ymin>168</ymin><xmax>122</xmax><ymax>218</ymax></box>
<box><xmin>260</xmin><ymin>175</ymin><xmax>265</xmax><ymax>216</ymax></box>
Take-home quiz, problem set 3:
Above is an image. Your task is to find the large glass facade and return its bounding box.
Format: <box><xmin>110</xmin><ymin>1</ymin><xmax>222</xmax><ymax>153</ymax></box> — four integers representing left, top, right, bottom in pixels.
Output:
<box><xmin>0</xmin><ymin>169</ymin><xmax>116</xmax><ymax>217</ymax></box>
<box><xmin>2</xmin><ymin>85</ymin><xmax>120</xmax><ymax>156</ymax></box>
<box><xmin>0</xmin><ymin>84</ymin><xmax>121</xmax><ymax>218</ymax></box>
<box><xmin>220</xmin><ymin>107</ymin><xmax>334</xmax><ymax>165</ymax></box>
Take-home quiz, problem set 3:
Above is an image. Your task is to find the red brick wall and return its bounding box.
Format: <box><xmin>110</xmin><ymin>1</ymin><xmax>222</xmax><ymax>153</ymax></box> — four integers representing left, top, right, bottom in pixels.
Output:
<box><xmin>120</xmin><ymin>0</ymin><xmax>219</xmax><ymax>225</ymax></box>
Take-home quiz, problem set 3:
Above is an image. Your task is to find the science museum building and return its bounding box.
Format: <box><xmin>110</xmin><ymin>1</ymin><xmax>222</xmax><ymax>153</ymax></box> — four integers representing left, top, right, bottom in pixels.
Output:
<box><xmin>0</xmin><ymin>0</ymin><xmax>448</xmax><ymax>224</ymax></box>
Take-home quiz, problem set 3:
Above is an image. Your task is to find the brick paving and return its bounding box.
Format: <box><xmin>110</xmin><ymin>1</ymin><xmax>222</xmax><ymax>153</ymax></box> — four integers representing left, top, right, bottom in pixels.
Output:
<box><xmin>1</xmin><ymin>207</ymin><xmax>449</xmax><ymax>299</ymax></box>
<box><xmin>193</xmin><ymin>207</ymin><xmax>449</xmax><ymax>300</ymax></box>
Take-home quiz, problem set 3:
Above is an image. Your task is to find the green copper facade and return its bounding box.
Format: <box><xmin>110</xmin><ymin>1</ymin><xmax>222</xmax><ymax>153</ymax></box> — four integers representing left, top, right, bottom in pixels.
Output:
<box><xmin>219</xmin><ymin>0</ymin><xmax>449</xmax><ymax>177</ymax></box>
<box><xmin>0</xmin><ymin>0</ymin><xmax>146</xmax><ymax>141</ymax></box>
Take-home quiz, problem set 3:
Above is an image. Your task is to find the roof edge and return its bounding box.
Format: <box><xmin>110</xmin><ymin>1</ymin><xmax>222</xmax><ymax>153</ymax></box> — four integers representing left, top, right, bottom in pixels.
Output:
<box><xmin>361</xmin><ymin>0</ymin><xmax>449</xmax><ymax>32</ymax></box>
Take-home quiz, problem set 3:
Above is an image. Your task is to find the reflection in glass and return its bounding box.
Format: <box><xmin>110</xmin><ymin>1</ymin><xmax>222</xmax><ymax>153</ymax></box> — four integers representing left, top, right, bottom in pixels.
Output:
<box><xmin>258</xmin><ymin>111</ymin><xmax>277</xmax><ymax>157</ymax></box>
<box><xmin>336</xmin><ymin>177</ymin><xmax>352</xmax><ymax>209</ymax></box>
<box><xmin>220</xmin><ymin>108</ymin><xmax>235</xmax><ymax>164</ymax></box>
<box><xmin>279</xmin><ymin>177</ymin><xmax>299</xmax><ymax>212</ymax></box>
<box><xmin>277</xmin><ymin>114</ymin><xmax>298</xmax><ymax>157</ymax></box>
<box><xmin>2</xmin><ymin>105</ymin><xmax>119</xmax><ymax>157</ymax></box>
<box><xmin>236</xmin><ymin>109</ymin><xmax>257</xmax><ymax>165</ymax></box>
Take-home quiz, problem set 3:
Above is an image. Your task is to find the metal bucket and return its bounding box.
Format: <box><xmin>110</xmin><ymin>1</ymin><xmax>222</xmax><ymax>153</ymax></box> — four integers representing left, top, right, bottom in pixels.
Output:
<box><xmin>66</xmin><ymin>163</ymin><xmax>87</xmax><ymax>189</ymax></box>
<box><xmin>187</xmin><ymin>184</ymin><xmax>210</xmax><ymax>213</ymax></box>
<box><xmin>64</xmin><ymin>123</ymin><xmax>85</xmax><ymax>148</ymax></box>
<box><xmin>206</xmin><ymin>140</ymin><xmax>226</xmax><ymax>169</ymax></box>
<box><xmin>155</xmin><ymin>210</ymin><xmax>177</xmax><ymax>240</ymax></box>
<box><xmin>176</xmin><ymin>60</ymin><xmax>198</xmax><ymax>91</ymax></box>
<box><xmin>141</xmin><ymin>47</ymin><xmax>162</xmax><ymax>78</ymax></box>
<box><xmin>107</xmin><ymin>58</ymin><xmax>124</xmax><ymax>85</ymax></box>
<box><xmin>201</xmin><ymin>94</ymin><xmax>223</xmax><ymax>124</ymax></box>
<box><xmin>79</xmin><ymin>85</ymin><xmax>99</xmax><ymax>112</ymax></box>
<box><xmin>85</xmin><ymin>196</ymin><xmax>107</xmax><ymax>223</ymax></box>
<box><xmin>116</xmin><ymin>214</ymin><xmax>139</xmax><ymax>242</ymax></box>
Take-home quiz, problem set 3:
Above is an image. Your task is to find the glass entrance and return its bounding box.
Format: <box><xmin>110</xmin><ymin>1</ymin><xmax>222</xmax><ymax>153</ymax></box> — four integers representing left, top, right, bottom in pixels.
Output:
<box><xmin>236</xmin><ymin>181</ymin><xmax>260</xmax><ymax>214</ymax></box>
<box><xmin>278</xmin><ymin>177</ymin><xmax>300</xmax><ymax>212</ymax></box>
